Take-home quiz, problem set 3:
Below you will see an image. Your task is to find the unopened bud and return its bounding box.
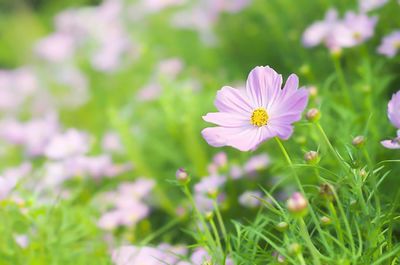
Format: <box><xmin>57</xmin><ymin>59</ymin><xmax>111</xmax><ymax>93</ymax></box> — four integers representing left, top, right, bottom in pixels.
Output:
<box><xmin>207</xmin><ymin>188</ymin><xmax>218</xmax><ymax>199</ymax></box>
<box><xmin>288</xmin><ymin>243</ymin><xmax>302</xmax><ymax>255</ymax></box>
<box><xmin>330</xmin><ymin>47</ymin><xmax>342</xmax><ymax>58</ymax></box>
<box><xmin>352</xmin><ymin>136</ymin><xmax>365</xmax><ymax>148</ymax></box>
<box><xmin>299</xmin><ymin>64</ymin><xmax>310</xmax><ymax>76</ymax></box>
<box><xmin>272</xmin><ymin>252</ymin><xmax>286</xmax><ymax>264</ymax></box>
<box><xmin>287</xmin><ymin>192</ymin><xmax>308</xmax><ymax>216</ymax></box>
<box><xmin>276</xmin><ymin>221</ymin><xmax>289</xmax><ymax>232</ymax></box>
<box><xmin>205</xmin><ymin>211</ymin><xmax>214</xmax><ymax>221</ymax></box>
<box><xmin>359</xmin><ymin>168</ymin><xmax>368</xmax><ymax>181</ymax></box>
<box><xmin>304</xmin><ymin>151</ymin><xmax>319</xmax><ymax>165</ymax></box>
<box><xmin>319</xmin><ymin>183</ymin><xmax>334</xmax><ymax>201</ymax></box>
<box><xmin>176</xmin><ymin>168</ymin><xmax>190</xmax><ymax>184</ymax></box>
<box><xmin>306</xmin><ymin>108</ymin><xmax>321</xmax><ymax>122</ymax></box>
<box><xmin>320</xmin><ymin>216</ymin><xmax>332</xmax><ymax>225</ymax></box>
<box><xmin>308</xmin><ymin>86</ymin><xmax>318</xmax><ymax>98</ymax></box>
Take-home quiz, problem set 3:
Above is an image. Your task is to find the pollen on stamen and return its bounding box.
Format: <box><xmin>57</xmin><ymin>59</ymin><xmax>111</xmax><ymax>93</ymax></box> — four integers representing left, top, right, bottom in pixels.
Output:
<box><xmin>251</xmin><ymin>108</ymin><xmax>268</xmax><ymax>127</ymax></box>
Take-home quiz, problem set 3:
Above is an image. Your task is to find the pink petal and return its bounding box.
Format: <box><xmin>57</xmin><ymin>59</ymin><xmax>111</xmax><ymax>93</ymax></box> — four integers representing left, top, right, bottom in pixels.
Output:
<box><xmin>381</xmin><ymin>139</ymin><xmax>400</xmax><ymax>149</ymax></box>
<box><xmin>214</xmin><ymin>86</ymin><xmax>253</xmax><ymax>114</ymax></box>
<box><xmin>246</xmin><ymin>66</ymin><xmax>282</xmax><ymax>108</ymax></box>
<box><xmin>202</xmin><ymin>127</ymin><xmax>247</xmax><ymax>147</ymax></box>
<box><xmin>268</xmin><ymin>123</ymin><xmax>294</xmax><ymax>140</ymax></box>
<box><xmin>270</xmin><ymin>88</ymin><xmax>309</xmax><ymax>116</ymax></box>
<box><xmin>202</xmin><ymin>126</ymin><xmax>263</xmax><ymax>151</ymax></box>
<box><xmin>203</xmin><ymin>112</ymin><xmax>249</xmax><ymax>127</ymax></box>
<box><xmin>388</xmin><ymin>91</ymin><xmax>400</xmax><ymax>129</ymax></box>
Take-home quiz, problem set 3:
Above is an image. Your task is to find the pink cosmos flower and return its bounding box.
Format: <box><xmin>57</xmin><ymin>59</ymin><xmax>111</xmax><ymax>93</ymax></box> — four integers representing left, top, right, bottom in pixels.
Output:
<box><xmin>302</xmin><ymin>9</ymin><xmax>341</xmax><ymax>49</ymax></box>
<box><xmin>244</xmin><ymin>153</ymin><xmax>270</xmax><ymax>173</ymax></box>
<box><xmin>302</xmin><ymin>9</ymin><xmax>377</xmax><ymax>50</ymax></box>
<box><xmin>359</xmin><ymin>0</ymin><xmax>388</xmax><ymax>12</ymax></box>
<box><xmin>377</xmin><ymin>30</ymin><xmax>400</xmax><ymax>58</ymax></box>
<box><xmin>381</xmin><ymin>91</ymin><xmax>400</xmax><ymax>149</ymax></box>
<box><xmin>202</xmin><ymin>66</ymin><xmax>308</xmax><ymax>151</ymax></box>
<box><xmin>337</xmin><ymin>11</ymin><xmax>377</xmax><ymax>47</ymax></box>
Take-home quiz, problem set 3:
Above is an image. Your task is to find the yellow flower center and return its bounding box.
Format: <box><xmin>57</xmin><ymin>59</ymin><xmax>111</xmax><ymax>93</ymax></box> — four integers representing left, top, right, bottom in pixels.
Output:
<box><xmin>353</xmin><ymin>32</ymin><xmax>362</xmax><ymax>40</ymax></box>
<box><xmin>251</xmin><ymin>108</ymin><xmax>268</xmax><ymax>127</ymax></box>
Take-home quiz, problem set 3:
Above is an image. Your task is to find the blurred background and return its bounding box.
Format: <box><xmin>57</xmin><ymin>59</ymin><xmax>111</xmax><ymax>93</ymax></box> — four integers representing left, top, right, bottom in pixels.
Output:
<box><xmin>0</xmin><ymin>0</ymin><xmax>400</xmax><ymax>263</ymax></box>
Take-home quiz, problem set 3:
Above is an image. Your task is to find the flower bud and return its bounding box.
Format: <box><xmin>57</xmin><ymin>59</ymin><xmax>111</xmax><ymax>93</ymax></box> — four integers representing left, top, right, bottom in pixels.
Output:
<box><xmin>276</xmin><ymin>221</ymin><xmax>289</xmax><ymax>232</ymax></box>
<box><xmin>359</xmin><ymin>168</ymin><xmax>368</xmax><ymax>181</ymax></box>
<box><xmin>308</xmin><ymin>86</ymin><xmax>318</xmax><ymax>98</ymax></box>
<box><xmin>207</xmin><ymin>188</ymin><xmax>218</xmax><ymax>199</ymax></box>
<box><xmin>288</xmin><ymin>243</ymin><xmax>302</xmax><ymax>255</ymax></box>
<box><xmin>320</xmin><ymin>216</ymin><xmax>331</xmax><ymax>225</ymax></box>
<box><xmin>287</xmin><ymin>192</ymin><xmax>308</xmax><ymax>217</ymax></box>
<box><xmin>299</xmin><ymin>64</ymin><xmax>310</xmax><ymax>76</ymax></box>
<box><xmin>304</xmin><ymin>151</ymin><xmax>319</xmax><ymax>165</ymax></box>
<box><xmin>319</xmin><ymin>183</ymin><xmax>334</xmax><ymax>201</ymax></box>
<box><xmin>272</xmin><ymin>252</ymin><xmax>286</xmax><ymax>264</ymax></box>
<box><xmin>306</xmin><ymin>108</ymin><xmax>321</xmax><ymax>122</ymax></box>
<box><xmin>330</xmin><ymin>47</ymin><xmax>342</xmax><ymax>58</ymax></box>
<box><xmin>176</xmin><ymin>168</ymin><xmax>190</xmax><ymax>184</ymax></box>
<box><xmin>205</xmin><ymin>211</ymin><xmax>214</xmax><ymax>221</ymax></box>
<box><xmin>352</xmin><ymin>135</ymin><xmax>365</xmax><ymax>148</ymax></box>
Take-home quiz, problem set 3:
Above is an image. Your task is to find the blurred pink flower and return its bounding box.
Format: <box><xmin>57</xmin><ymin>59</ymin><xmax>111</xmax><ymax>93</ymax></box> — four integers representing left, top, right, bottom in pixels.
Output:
<box><xmin>0</xmin><ymin>67</ymin><xmax>38</xmax><ymax>113</ymax></box>
<box><xmin>190</xmin><ymin>248</ymin><xmax>211</xmax><ymax>264</ymax></box>
<box><xmin>377</xmin><ymin>30</ymin><xmax>400</xmax><ymax>58</ymax></box>
<box><xmin>302</xmin><ymin>9</ymin><xmax>341</xmax><ymax>49</ymax></box>
<box><xmin>157</xmin><ymin>58</ymin><xmax>184</xmax><ymax>79</ymax></box>
<box><xmin>239</xmin><ymin>190</ymin><xmax>262</xmax><ymax>208</ymax></box>
<box><xmin>0</xmin><ymin>115</ymin><xmax>60</xmax><ymax>156</ymax></box>
<box><xmin>337</xmin><ymin>11</ymin><xmax>377</xmax><ymax>47</ymax></box>
<box><xmin>194</xmin><ymin>175</ymin><xmax>226</xmax><ymax>194</ymax></box>
<box><xmin>244</xmin><ymin>153</ymin><xmax>270</xmax><ymax>173</ymax></box>
<box><xmin>102</xmin><ymin>132</ymin><xmax>124</xmax><ymax>153</ymax></box>
<box><xmin>229</xmin><ymin>164</ymin><xmax>243</xmax><ymax>179</ymax></box>
<box><xmin>212</xmin><ymin>152</ymin><xmax>228</xmax><ymax>168</ymax></box>
<box><xmin>0</xmin><ymin>175</ymin><xmax>17</xmax><ymax>201</ymax></box>
<box><xmin>202</xmin><ymin>66</ymin><xmax>308</xmax><ymax>151</ymax></box>
<box><xmin>44</xmin><ymin>129</ymin><xmax>90</xmax><ymax>160</ymax></box>
<box><xmin>136</xmin><ymin>82</ymin><xmax>162</xmax><ymax>102</ymax></box>
<box><xmin>54</xmin><ymin>0</ymin><xmax>134</xmax><ymax>72</ymax></box>
<box><xmin>359</xmin><ymin>0</ymin><xmax>388</xmax><ymax>12</ymax></box>
<box><xmin>302</xmin><ymin>9</ymin><xmax>377</xmax><ymax>50</ymax></box>
<box><xmin>382</xmin><ymin>91</ymin><xmax>400</xmax><ymax>149</ymax></box>
<box><xmin>34</xmin><ymin>33</ymin><xmax>76</xmax><ymax>63</ymax></box>
<box><xmin>112</xmin><ymin>244</ymin><xmax>183</xmax><ymax>265</ymax></box>
<box><xmin>142</xmin><ymin>0</ymin><xmax>186</xmax><ymax>13</ymax></box>
<box><xmin>98</xmin><ymin>178</ymin><xmax>154</xmax><ymax>230</ymax></box>
<box><xmin>14</xmin><ymin>234</ymin><xmax>29</xmax><ymax>248</ymax></box>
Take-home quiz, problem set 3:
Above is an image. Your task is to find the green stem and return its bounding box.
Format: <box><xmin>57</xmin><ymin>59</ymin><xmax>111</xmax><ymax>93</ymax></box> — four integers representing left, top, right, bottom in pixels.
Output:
<box><xmin>212</xmin><ymin>200</ymin><xmax>231</xmax><ymax>252</ymax></box>
<box><xmin>315</xmin><ymin>122</ymin><xmax>347</xmax><ymax>173</ymax></box>
<box><xmin>209</xmin><ymin>218</ymin><xmax>224</xmax><ymax>260</ymax></box>
<box><xmin>331</xmin><ymin>55</ymin><xmax>352</xmax><ymax>107</ymax></box>
<box><xmin>299</xmin><ymin>218</ymin><xmax>321</xmax><ymax>265</ymax></box>
<box><xmin>297</xmin><ymin>253</ymin><xmax>307</xmax><ymax>265</ymax></box>
<box><xmin>328</xmin><ymin>201</ymin><xmax>344</xmax><ymax>244</ymax></box>
<box><xmin>362</xmin><ymin>148</ymin><xmax>380</xmax><ymax>214</ymax></box>
<box><xmin>183</xmin><ymin>186</ymin><xmax>216</xmax><ymax>249</ymax></box>
<box><xmin>274</xmin><ymin>137</ymin><xmax>332</xmax><ymax>256</ymax></box>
